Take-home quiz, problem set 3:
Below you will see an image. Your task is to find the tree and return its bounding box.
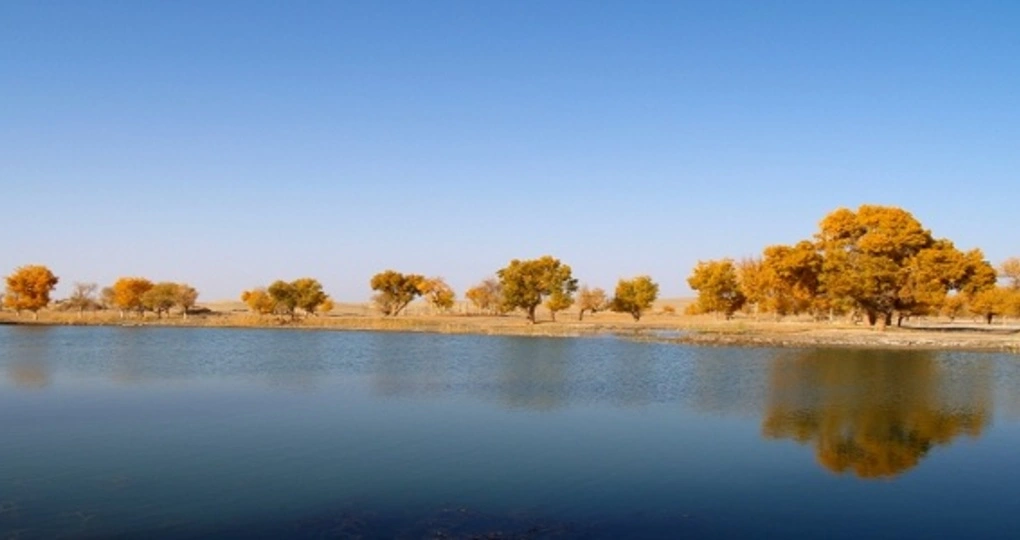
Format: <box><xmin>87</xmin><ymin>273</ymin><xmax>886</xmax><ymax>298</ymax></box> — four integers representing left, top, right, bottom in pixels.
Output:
<box><xmin>292</xmin><ymin>278</ymin><xmax>329</xmax><ymax>316</ymax></box>
<box><xmin>687</xmin><ymin>259</ymin><xmax>745</xmax><ymax>318</ymax></box>
<box><xmin>317</xmin><ymin>298</ymin><xmax>335</xmax><ymax>315</ymax></box>
<box><xmin>762</xmin><ymin>242</ymin><xmax>823</xmax><ymax>316</ymax></box>
<box><xmin>65</xmin><ymin>282</ymin><xmax>99</xmax><ymax>318</ymax></box>
<box><xmin>370</xmin><ymin>270</ymin><xmax>427</xmax><ymax>316</ymax></box>
<box><xmin>497</xmin><ymin>256</ymin><xmax>578</xmax><ymax>323</ymax></box>
<box><xmin>576</xmin><ymin>285</ymin><xmax>608</xmax><ymax>321</ymax></box>
<box><xmin>421</xmin><ymin>277</ymin><xmax>455</xmax><ymax>313</ymax></box>
<box><xmin>545</xmin><ymin>291</ymin><xmax>574</xmax><ymax>322</ymax></box>
<box><xmin>112</xmin><ymin>277</ymin><xmax>154</xmax><ymax>318</ymax></box>
<box><xmin>610</xmin><ymin>276</ymin><xmax>659</xmax><ymax>321</ymax></box>
<box><xmin>969</xmin><ymin>287</ymin><xmax>1018</xmax><ymax>325</ymax></box>
<box><xmin>1001</xmin><ymin>258</ymin><xmax>1020</xmax><ymax>290</ymax></box>
<box><xmin>241</xmin><ymin>288</ymin><xmax>276</xmax><ymax>315</ymax></box>
<box><xmin>4</xmin><ymin>265</ymin><xmax>59</xmax><ymax>319</ymax></box>
<box><xmin>142</xmin><ymin>282</ymin><xmax>180</xmax><ymax>318</ymax></box>
<box><xmin>99</xmin><ymin>286</ymin><xmax>116</xmax><ymax>310</ymax></box>
<box><xmin>466</xmin><ymin>278</ymin><xmax>504</xmax><ymax>315</ymax></box>
<box><xmin>268</xmin><ymin>280</ymin><xmax>299</xmax><ymax>318</ymax></box>
<box><xmin>175</xmin><ymin>283</ymin><xmax>199</xmax><ymax>319</ymax></box>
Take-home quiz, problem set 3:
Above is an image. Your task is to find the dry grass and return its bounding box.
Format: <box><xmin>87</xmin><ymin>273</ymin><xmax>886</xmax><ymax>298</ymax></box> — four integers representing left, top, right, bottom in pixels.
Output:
<box><xmin>2</xmin><ymin>298</ymin><xmax>1018</xmax><ymax>352</ymax></box>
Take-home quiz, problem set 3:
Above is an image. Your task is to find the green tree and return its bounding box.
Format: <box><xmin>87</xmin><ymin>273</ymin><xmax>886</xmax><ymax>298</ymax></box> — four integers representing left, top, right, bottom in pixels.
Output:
<box><xmin>293</xmin><ymin>278</ymin><xmax>329</xmax><ymax>316</ymax></box>
<box><xmin>268</xmin><ymin>280</ymin><xmax>299</xmax><ymax>318</ymax></box>
<box><xmin>142</xmin><ymin>282</ymin><xmax>180</xmax><ymax>318</ymax></box>
<box><xmin>497</xmin><ymin>256</ymin><xmax>578</xmax><ymax>323</ymax></box>
<box><xmin>687</xmin><ymin>259</ymin><xmax>745</xmax><ymax>318</ymax></box>
<box><xmin>610</xmin><ymin>276</ymin><xmax>659</xmax><ymax>321</ymax></box>
<box><xmin>370</xmin><ymin>270</ymin><xmax>426</xmax><ymax>316</ymax></box>
<box><xmin>576</xmin><ymin>285</ymin><xmax>608</xmax><ymax>321</ymax></box>
<box><xmin>4</xmin><ymin>265</ymin><xmax>59</xmax><ymax>319</ymax></box>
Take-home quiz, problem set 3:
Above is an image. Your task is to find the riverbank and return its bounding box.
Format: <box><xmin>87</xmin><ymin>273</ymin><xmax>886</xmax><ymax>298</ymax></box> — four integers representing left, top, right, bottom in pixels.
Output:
<box><xmin>2</xmin><ymin>310</ymin><xmax>1019</xmax><ymax>353</ymax></box>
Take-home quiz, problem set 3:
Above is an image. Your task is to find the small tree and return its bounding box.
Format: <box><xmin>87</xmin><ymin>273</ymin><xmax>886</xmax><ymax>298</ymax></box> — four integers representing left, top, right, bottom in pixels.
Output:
<box><xmin>497</xmin><ymin>256</ymin><xmax>578</xmax><ymax>323</ymax></box>
<box><xmin>1002</xmin><ymin>258</ymin><xmax>1020</xmax><ymax>290</ymax></box>
<box><xmin>175</xmin><ymin>283</ymin><xmax>199</xmax><ymax>319</ymax></box>
<box><xmin>545</xmin><ymin>291</ymin><xmax>574</xmax><ymax>322</ymax></box>
<box><xmin>466</xmin><ymin>278</ymin><xmax>503</xmax><ymax>315</ymax></box>
<box><xmin>422</xmin><ymin>277</ymin><xmax>455</xmax><ymax>313</ymax></box>
<box><xmin>142</xmin><ymin>283</ymin><xmax>180</xmax><ymax>319</ymax></box>
<box><xmin>969</xmin><ymin>287</ymin><xmax>1017</xmax><ymax>325</ymax></box>
<box><xmin>370</xmin><ymin>270</ymin><xmax>426</xmax><ymax>316</ymax></box>
<box><xmin>65</xmin><ymin>282</ymin><xmax>99</xmax><ymax>318</ymax></box>
<box><xmin>4</xmin><ymin>265</ymin><xmax>59</xmax><ymax>319</ymax></box>
<box><xmin>577</xmin><ymin>285</ymin><xmax>609</xmax><ymax>321</ymax></box>
<box><xmin>611</xmin><ymin>276</ymin><xmax>659</xmax><ymax>321</ymax></box>
<box><xmin>241</xmin><ymin>288</ymin><xmax>276</xmax><ymax>315</ymax></box>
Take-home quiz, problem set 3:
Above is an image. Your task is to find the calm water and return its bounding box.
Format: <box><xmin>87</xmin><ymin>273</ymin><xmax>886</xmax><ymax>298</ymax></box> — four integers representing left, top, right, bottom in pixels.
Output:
<box><xmin>2</xmin><ymin>326</ymin><xmax>1019</xmax><ymax>539</ymax></box>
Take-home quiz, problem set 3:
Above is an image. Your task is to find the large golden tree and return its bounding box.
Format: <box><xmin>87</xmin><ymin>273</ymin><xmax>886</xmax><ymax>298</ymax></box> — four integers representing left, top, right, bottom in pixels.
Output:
<box><xmin>4</xmin><ymin>265</ymin><xmax>59</xmax><ymax>319</ymax></box>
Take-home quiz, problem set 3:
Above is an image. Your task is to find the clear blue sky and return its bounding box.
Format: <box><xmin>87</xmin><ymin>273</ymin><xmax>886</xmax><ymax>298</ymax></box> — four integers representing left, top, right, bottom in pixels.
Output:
<box><xmin>2</xmin><ymin>1</ymin><xmax>1018</xmax><ymax>301</ymax></box>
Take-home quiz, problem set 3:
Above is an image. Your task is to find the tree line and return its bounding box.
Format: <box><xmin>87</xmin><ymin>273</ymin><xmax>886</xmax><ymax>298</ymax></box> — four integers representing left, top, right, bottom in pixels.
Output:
<box><xmin>367</xmin><ymin>256</ymin><xmax>659</xmax><ymax>323</ymax></box>
<box><xmin>5</xmin><ymin>205</ymin><xmax>1015</xmax><ymax>326</ymax></box>
<box><xmin>686</xmin><ymin>205</ymin><xmax>1020</xmax><ymax>326</ymax></box>
<box><xmin>1</xmin><ymin>267</ymin><xmax>199</xmax><ymax>320</ymax></box>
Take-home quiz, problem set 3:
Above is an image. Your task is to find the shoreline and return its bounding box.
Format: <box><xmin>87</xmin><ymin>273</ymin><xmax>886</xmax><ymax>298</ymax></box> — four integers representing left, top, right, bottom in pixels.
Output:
<box><xmin>2</xmin><ymin>312</ymin><xmax>1019</xmax><ymax>353</ymax></box>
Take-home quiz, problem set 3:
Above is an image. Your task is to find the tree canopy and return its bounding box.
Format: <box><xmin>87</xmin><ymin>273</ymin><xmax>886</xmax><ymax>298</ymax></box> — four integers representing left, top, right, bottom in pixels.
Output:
<box><xmin>370</xmin><ymin>270</ymin><xmax>427</xmax><ymax>316</ymax></box>
<box><xmin>576</xmin><ymin>285</ymin><xmax>608</xmax><ymax>321</ymax></box>
<box><xmin>112</xmin><ymin>277</ymin><xmax>154</xmax><ymax>317</ymax></box>
<box><xmin>610</xmin><ymin>276</ymin><xmax>659</xmax><ymax>321</ymax></box>
<box><xmin>496</xmin><ymin>256</ymin><xmax>578</xmax><ymax>323</ymax></box>
<box><xmin>4</xmin><ymin>265</ymin><xmax>59</xmax><ymax>319</ymax></box>
<box><xmin>687</xmin><ymin>259</ymin><xmax>745</xmax><ymax>318</ymax></box>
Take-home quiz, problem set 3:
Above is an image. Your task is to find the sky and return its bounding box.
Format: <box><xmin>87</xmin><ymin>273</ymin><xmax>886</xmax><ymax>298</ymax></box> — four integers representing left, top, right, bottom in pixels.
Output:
<box><xmin>2</xmin><ymin>0</ymin><xmax>1018</xmax><ymax>301</ymax></box>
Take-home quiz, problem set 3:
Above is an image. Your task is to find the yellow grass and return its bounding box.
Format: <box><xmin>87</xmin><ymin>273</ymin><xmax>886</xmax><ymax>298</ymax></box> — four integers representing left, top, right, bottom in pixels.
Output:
<box><xmin>2</xmin><ymin>298</ymin><xmax>1018</xmax><ymax>352</ymax></box>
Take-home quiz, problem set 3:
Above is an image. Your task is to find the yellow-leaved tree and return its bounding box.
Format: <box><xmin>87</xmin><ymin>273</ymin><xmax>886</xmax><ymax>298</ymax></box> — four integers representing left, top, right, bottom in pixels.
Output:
<box><xmin>687</xmin><ymin>259</ymin><xmax>745</xmax><ymax>319</ymax></box>
<box><xmin>465</xmin><ymin>278</ymin><xmax>503</xmax><ymax>315</ymax></box>
<box><xmin>610</xmin><ymin>276</ymin><xmax>659</xmax><ymax>321</ymax></box>
<box><xmin>421</xmin><ymin>277</ymin><xmax>456</xmax><ymax>313</ymax></box>
<box><xmin>241</xmin><ymin>288</ymin><xmax>276</xmax><ymax>315</ymax></box>
<box><xmin>496</xmin><ymin>256</ymin><xmax>578</xmax><ymax>323</ymax></box>
<box><xmin>370</xmin><ymin>270</ymin><xmax>427</xmax><ymax>316</ymax></box>
<box><xmin>4</xmin><ymin>265</ymin><xmax>59</xmax><ymax>319</ymax></box>
<box><xmin>112</xmin><ymin>277</ymin><xmax>154</xmax><ymax>318</ymax></box>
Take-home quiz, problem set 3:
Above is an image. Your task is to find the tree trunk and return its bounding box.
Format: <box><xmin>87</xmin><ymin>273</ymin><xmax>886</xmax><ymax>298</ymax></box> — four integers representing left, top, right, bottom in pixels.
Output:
<box><xmin>578</xmin><ymin>309</ymin><xmax>585</xmax><ymax>321</ymax></box>
<box><xmin>897</xmin><ymin>313</ymin><xmax>905</xmax><ymax>327</ymax></box>
<box><xmin>987</xmin><ymin>313</ymin><xmax>994</xmax><ymax>325</ymax></box>
<box><xmin>632</xmin><ymin>311</ymin><xmax>640</xmax><ymax>322</ymax></box>
<box><xmin>884</xmin><ymin>311</ymin><xmax>893</xmax><ymax>328</ymax></box>
<box><xmin>527</xmin><ymin>305</ymin><xmax>537</xmax><ymax>323</ymax></box>
<box><xmin>867</xmin><ymin>310</ymin><xmax>877</xmax><ymax>326</ymax></box>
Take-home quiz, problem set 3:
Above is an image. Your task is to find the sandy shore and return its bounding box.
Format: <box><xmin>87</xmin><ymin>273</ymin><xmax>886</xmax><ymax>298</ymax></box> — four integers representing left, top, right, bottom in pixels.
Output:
<box><xmin>2</xmin><ymin>309</ymin><xmax>1019</xmax><ymax>353</ymax></box>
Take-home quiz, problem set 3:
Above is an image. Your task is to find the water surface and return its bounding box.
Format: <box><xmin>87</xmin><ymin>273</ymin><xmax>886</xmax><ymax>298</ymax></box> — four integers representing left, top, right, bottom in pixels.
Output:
<box><xmin>2</xmin><ymin>326</ymin><xmax>1019</xmax><ymax>538</ymax></box>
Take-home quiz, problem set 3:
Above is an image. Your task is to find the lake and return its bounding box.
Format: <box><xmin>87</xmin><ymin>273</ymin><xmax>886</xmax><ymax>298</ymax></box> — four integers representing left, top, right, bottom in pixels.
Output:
<box><xmin>2</xmin><ymin>326</ymin><xmax>1019</xmax><ymax>539</ymax></box>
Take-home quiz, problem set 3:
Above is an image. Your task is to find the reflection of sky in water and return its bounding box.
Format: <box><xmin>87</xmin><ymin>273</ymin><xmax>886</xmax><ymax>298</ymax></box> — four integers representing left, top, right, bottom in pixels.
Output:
<box><xmin>2</xmin><ymin>326</ymin><xmax>1019</xmax><ymax>538</ymax></box>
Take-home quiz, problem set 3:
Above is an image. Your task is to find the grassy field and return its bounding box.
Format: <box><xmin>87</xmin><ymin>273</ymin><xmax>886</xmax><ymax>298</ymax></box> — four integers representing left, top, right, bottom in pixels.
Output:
<box><xmin>2</xmin><ymin>298</ymin><xmax>1019</xmax><ymax>352</ymax></box>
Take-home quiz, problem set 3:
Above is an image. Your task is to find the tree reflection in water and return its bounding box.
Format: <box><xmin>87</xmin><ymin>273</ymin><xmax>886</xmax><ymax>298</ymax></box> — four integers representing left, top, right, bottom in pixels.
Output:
<box><xmin>762</xmin><ymin>349</ymin><xmax>991</xmax><ymax>479</ymax></box>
